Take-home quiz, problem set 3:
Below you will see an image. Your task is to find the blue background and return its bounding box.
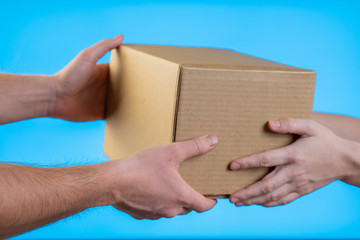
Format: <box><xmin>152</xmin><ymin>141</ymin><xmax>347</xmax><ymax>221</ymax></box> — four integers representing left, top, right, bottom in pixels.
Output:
<box><xmin>1</xmin><ymin>0</ymin><xmax>360</xmax><ymax>239</ymax></box>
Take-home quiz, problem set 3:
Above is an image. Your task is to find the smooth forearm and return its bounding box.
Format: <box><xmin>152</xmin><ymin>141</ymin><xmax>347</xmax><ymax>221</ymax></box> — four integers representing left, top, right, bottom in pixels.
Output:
<box><xmin>0</xmin><ymin>163</ymin><xmax>112</xmax><ymax>238</ymax></box>
<box><xmin>0</xmin><ymin>73</ymin><xmax>56</xmax><ymax>124</ymax></box>
<box><xmin>312</xmin><ymin>112</ymin><xmax>360</xmax><ymax>142</ymax></box>
<box><xmin>312</xmin><ymin>112</ymin><xmax>360</xmax><ymax>186</ymax></box>
<box><xmin>339</xmin><ymin>139</ymin><xmax>360</xmax><ymax>187</ymax></box>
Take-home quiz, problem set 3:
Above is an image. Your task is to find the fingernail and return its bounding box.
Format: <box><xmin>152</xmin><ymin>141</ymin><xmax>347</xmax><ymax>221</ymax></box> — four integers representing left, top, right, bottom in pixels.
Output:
<box><xmin>230</xmin><ymin>197</ymin><xmax>239</xmax><ymax>204</ymax></box>
<box><xmin>269</xmin><ymin>120</ymin><xmax>280</xmax><ymax>129</ymax></box>
<box><xmin>231</xmin><ymin>162</ymin><xmax>240</xmax><ymax>170</ymax></box>
<box><xmin>205</xmin><ymin>135</ymin><xmax>218</xmax><ymax>147</ymax></box>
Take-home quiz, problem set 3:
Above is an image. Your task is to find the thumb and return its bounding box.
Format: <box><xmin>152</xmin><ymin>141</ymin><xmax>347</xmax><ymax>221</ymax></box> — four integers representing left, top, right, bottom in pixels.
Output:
<box><xmin>268</xmin><ymin>118</ymin><xmax>319</xmax><ymax>136</ymax></box>
<box><xmin>170</xmin><ymin>135</ymin><xmax>218</xmax><ymax>165</ymax></box>
<box><xmin>188</xmin><ymin>188</ymin><xmax>217</xmax><ymax>213</ymax></box>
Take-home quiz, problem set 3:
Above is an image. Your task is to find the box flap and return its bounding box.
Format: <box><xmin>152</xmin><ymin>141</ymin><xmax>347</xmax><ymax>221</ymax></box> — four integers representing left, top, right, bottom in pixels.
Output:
<box><xmin>105</xmin><ymin>46</ymin><xmax>181</xmax><ymax>159</ymax></box>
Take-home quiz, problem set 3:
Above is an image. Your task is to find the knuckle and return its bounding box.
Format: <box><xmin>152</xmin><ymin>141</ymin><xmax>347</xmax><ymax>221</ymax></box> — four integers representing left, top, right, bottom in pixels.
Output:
<box><xmin>285</xmin><ymin>118</ymin><xmax>296</xmax><ymax>130</ymax></box>
<box><xmin>267</xmin><ymin>193</ymin><xmax>279</xmax><ymax>202</ymax></box>
<box><xmin>285</xmin><ymin>147</ymin><xmax>296</xmax><ymax>162</ymax></box>
<box><xmin>238</xmin><ymin>161</ymin><xmax>247</xmax><ymax>168</ymax></box>
<box><xmin>262</xmin><ymin>183</ymin><xmax>275</xmax><ymax>194</ymax></box>
<box><xmin>280</xmin><ymin>194</ymin><xmax>299</xmax><ymax>206</ymax></box>
<box><xmin>260</xmin><ymin>153</ymin><xmax>272</xmax><ymax>167</ymax></box>
<box><xmin>279</xmin><ymin>197</ymin><xmax>293</xmax><ymax>206</ymax></box>
<box><xmin>79</xmin><ymin>48</ymin><xmax>90</xmax><ymax>58</ymax></box>
<box><xmin>298</xmin><ymin>185</ymin><xmax>311</xmax><ymax>195</ymax></box>
<box><xmin>290</xmin><ymin>156</ymin><xmax>299</xmax><ymax>164</ymax></box>
<box><xmin>290</xmin><ymin>153</ymin><xmax>302</xmax><ymax>164</ymax></box>
<box><xmin>271</xmin><ymin>194</ymin><xmax>279</xmax><ymax>201</ymax></box>
<box><xmin>80</xmin><ymin>48</ymin><xmax>96</xmax><ymax>60</ymax></box>
<box><xmin>243</xmin><ymin>200</ymin><xmax>252</xmax><ymax>205</ymax></box>
<box><xmin>192</xmin><ymin>138</ymin><xmax>202</xmax><ymax>154</ymax></box>
<box><xmin>238</xmin><ymin>191</ymin><xmax>249</xmax><ymax>200</ymax></box>
<box><xmin>293</xmin><ymin>168</ymin><xmax>305</xmax><ymax>178</ymax></box>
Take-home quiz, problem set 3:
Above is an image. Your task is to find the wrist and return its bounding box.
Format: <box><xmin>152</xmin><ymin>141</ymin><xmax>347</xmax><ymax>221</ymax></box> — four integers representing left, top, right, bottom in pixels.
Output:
<box><xmin>0</xmin><ymin>73</ymin><xmax>57</xmax><ymax>124</ymax></box>
<box><xmin>341</xmin><ymin>139</ymin><xmax>360</xmax><ymax>180</ymax></box>
<box><xmin>47</xmin><ymin>73</ymin><xmax>61</xmax><ymax>119</ymax></box>
<box><xmin>95</xmin><ymin>160</ymin><xmax>126</xmax><ymax>206</ymax></box>
<box><xmin>18</xmin><ymin>74</ymin><xmax>57</xmax><ymax>119</ymax></box>
<box><xmin>63</xmin><ymin>163</ymin><xmax>119</xmax><ymax>208</ymax></box>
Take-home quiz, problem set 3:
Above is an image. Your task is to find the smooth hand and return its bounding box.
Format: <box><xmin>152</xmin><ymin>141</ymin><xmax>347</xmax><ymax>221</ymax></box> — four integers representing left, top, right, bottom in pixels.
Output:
<box><xmin>229</xmin><ymin>118</ymin><xmax>360</xmax><ymax>207</ymax></box>
<box><xmin>51</xmin><ymin>35</ymin><xmax>123</xmax><ymax>121</ymax></box>
<box><xmin>103</xmin><ymin>135</ymin><xmax>218</xmax><ymax>219</ymax></box>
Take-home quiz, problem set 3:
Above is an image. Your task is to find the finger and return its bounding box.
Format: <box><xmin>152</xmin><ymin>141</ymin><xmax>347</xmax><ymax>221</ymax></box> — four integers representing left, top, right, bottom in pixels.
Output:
<box><xmin>230</xmin><ymin>166</ymin><xmax>292</xmax><ymax>202</ymax></box>
<box><xmin>261</xmin><ymin>167</ymin><xmax>279</xmax><ymax>181</ymax></box>
<box><xmin>79</xmin><ymin>34</ymin><xmax>124</xmax><ymax>64</ymax></box>
<box><xmin>237</xmin><ymin>183</ymin><xmax>293</xmax><ymax>206</ymax></box>
<box><xmin>174</xmin><ymin>168</ymin><xmax>217</xmax><ymax>213</ymax></box>
<box><xmin>178</xmin><ymin>206</ymin><xmax>193</xmax><ymax>215</ymax></box>
<box><xmin>230</xmin><ymin>168</ymin><xmax>278</xmax><ymax>204</ymax></box>
<box><xmin>191</xmin><ymin>191</ymin><xmax>217</xmax><ymax>213</ymax></box>
<box><xmin>171</xmin><ymin>135</ymin><xmax>218</xmax><ymax>165</ymax></box>
<box><xmin>264</xmin><ymin>192</ymin><xmax>300</xmax><ymax>207</ymax></box>
<box><xmin>268</xmin><ymin>118</ymin><xmax>320</xmax><ymax>136</ymax></box>
<box><xmin>230</xmin><ymin>146</ymin><xmax>291</xmax><ymax>170</ymax></box>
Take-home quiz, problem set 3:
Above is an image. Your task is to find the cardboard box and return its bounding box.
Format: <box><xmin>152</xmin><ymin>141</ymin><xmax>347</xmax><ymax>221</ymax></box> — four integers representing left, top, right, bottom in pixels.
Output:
<box><xmin>105</xmin><ymin>44</ymin><xmax>316</xmax><ymax>198</ymax></box>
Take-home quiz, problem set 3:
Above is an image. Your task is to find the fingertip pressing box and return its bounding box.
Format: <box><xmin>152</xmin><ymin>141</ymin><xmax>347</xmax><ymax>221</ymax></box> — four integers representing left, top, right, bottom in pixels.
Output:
<box><xmin>104</xmin><ymin>44</ymin><xmax>315</xmax><ymax>198</ymax></box>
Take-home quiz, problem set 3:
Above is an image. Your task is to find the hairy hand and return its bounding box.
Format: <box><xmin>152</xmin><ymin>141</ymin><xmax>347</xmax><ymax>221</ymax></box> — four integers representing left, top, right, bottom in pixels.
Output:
<box><xmin>52</xmin><ymin>35</ymin><xmax>123</xmax><ymax>121</ymax></box>
<box><xmin>229</xmin><ymin>118</ymin><xmax>359</xmax><ymax>207</ymax></box>
<box><xmin>105</xmin><ymin>135</ymin><xmax>218</xmax><ymax>219</ymax></box>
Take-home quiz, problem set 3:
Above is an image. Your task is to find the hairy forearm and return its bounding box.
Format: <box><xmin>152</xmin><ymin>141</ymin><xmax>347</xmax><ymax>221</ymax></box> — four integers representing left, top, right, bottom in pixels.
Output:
<box><xmin>0</xmin><ymin>163</ymin><xmax>111</xmax><ymax>238</ymax></box>
<box><xmin>312</xmin><ymin>112</ymin><xmax>360</xmax><ymax>142</ymax></box>
<box><xmin>0</xmin><ymin>73</ymin><xmax>56</xmax><ymax>124</ymax></box>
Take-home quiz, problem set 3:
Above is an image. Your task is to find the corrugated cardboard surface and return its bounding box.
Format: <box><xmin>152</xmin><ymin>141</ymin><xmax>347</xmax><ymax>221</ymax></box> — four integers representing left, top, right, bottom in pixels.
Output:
<box><xmin>176</xmin><ymin>67</ymin><xmax>315</xmax><ymax>197</ymax></box>
<box><xmin>105</xmin><ymin>44</ymin><xmax>316</xmax><ymax>198</ymax></box>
